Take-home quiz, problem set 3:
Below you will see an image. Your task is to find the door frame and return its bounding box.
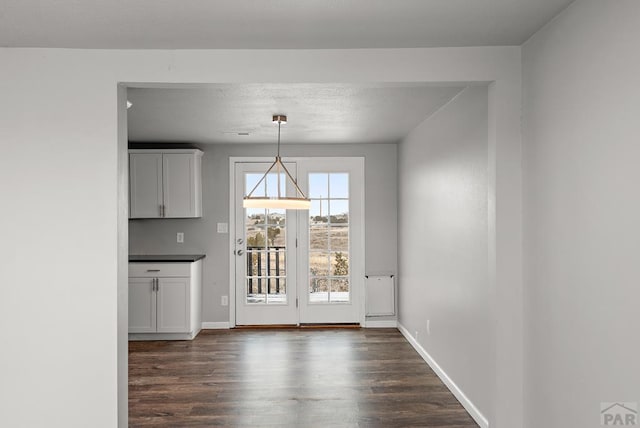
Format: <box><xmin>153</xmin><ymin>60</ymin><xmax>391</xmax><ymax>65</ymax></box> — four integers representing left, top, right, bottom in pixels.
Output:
<box><xmin>228</xmin><ymin>156</ymin><xmax>366</xmax><ymax>328</ymax></box>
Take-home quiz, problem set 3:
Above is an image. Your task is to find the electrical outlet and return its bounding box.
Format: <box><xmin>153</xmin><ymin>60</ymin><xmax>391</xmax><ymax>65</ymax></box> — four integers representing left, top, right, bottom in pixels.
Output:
<box><xmin>427</xmin><ymin>320</ymin><xmax>431</xmax><ymax>335</ymax></box>
<box><xmin>177</xmin><ymin>232</ymin><xmax>184</xmax><ymax>243</ymax></box>
<box><xmin>221</xmin><ymin>295</ymin><xmax>228</xmax><ymax>306</ymax></box>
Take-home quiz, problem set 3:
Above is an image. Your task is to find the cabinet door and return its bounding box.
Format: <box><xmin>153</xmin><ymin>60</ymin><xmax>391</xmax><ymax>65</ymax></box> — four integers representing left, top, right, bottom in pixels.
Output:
<box><xmin>163</xmin><ymin>153</ymin><xmax>198</xmax><ymax>218</ymax></box>
<box><xmin>156</xmin><ymin>277</ymin><xmax>190</xmax><ymax>333</ymax></box>
<box><xmin>129</xmin><ymin>278</ymin><xmax>157</xmax><ymax>333</ymax></box>
<box><xmin>129</xmin><ymin>153</ymin><xmax>163</xmax><ymax>218</ymax></box>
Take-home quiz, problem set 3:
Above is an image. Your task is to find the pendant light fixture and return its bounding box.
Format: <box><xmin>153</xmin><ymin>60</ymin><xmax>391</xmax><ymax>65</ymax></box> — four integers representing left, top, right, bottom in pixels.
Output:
<box><xmin>243</xmin><ymin>115</ymin><xmax>311</xmax><ymax>210</ymax></box>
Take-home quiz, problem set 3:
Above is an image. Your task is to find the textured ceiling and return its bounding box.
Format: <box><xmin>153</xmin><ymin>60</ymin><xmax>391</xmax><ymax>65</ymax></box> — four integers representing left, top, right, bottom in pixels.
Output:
<box><xmin>0</xmin><ymin>0</ymin><xmax>573</xmax><ymax>49</ymax></box>
<box><xmin>127</xmin><ymin>84</ymin><xmax>466</xmax><ymax>145</ymax></box>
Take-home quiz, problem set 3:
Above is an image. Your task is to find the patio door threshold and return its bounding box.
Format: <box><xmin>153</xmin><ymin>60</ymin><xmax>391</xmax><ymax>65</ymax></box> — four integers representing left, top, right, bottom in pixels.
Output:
<box><xmin>233</xmin><ymin>323</ymin><xmax>361</xmax><ymax>329</ymax></box>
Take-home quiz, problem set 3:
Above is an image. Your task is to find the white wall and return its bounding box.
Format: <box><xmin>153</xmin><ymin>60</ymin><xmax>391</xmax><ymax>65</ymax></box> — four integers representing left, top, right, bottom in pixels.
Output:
<box><xmin>0</xmin><ymin>58</ymin><xmax>120</xmax><ymax>427</ymax></box>
<box><xmin>129</xmin><ymin>143</ymin><xmax>398</xmax><ymax>323</ymax></box>
<box><xmin>0</xmin><ymin>47</ymin><xmax>521</xmax><ymax>427</ymax></box>
<box><xmin>398</xmin><ymin>86</ymin><xmax>492</xmax><ymax>424</ymax></box>
<box><xmin>522</xmin><ymin>1</ymin><xmax>640</xmax><ymax>427</ymax></box>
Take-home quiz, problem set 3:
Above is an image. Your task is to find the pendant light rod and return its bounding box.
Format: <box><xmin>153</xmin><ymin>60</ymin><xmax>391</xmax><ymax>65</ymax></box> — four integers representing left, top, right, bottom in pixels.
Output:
<box><xmin>276</xmin><ymin>119</ymin><xmax>281</xmax><ymax>197</ymax></box>
<box><xmin>277</xmin><ymin>119</ymin><xmax>281</xmax><ymax>158</ymax></box>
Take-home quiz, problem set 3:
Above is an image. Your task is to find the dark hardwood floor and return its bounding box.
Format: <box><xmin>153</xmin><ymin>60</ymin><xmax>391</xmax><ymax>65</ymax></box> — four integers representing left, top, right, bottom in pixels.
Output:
<box><xmin>129</xmin><ymin>328</ymin><xmax>478</xmax><ymax>427</ymax></box>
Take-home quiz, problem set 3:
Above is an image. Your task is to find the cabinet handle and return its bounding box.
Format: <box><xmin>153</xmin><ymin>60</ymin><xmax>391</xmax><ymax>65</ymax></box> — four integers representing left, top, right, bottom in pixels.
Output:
<box><xmin>146</xmin><ymin>269</ymin><xmax>160</xmax><ymax>272</ymax></box>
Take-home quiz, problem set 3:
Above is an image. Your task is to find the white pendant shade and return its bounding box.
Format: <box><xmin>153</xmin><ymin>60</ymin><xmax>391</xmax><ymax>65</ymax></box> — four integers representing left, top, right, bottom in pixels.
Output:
<box><xmin>243</xmin><ymin>197</ymin><xmax>311</xmax><ymax>210</ymax></box>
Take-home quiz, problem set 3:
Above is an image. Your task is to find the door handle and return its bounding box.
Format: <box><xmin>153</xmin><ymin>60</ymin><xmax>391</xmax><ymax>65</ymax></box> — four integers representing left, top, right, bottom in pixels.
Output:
<box><xmin>236</xmin><ymin>249</ymin><xmax>244</xmax><ymax>256</ymax></box>
<box><xmin>237</xmin><ymin>238</ymin><xmax>244</xmax><ymax>245</ymax></box>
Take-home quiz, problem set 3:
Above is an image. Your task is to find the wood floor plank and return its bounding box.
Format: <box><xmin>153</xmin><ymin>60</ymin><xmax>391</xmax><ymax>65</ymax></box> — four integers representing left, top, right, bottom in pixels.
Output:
<box><xmin>129</xmin><ymin>328</ymin><xmax>479</xmax><ymax>427</ymax></box>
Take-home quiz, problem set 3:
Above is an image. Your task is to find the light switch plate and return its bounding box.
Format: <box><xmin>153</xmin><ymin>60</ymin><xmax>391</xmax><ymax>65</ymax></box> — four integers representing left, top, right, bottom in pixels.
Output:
<box><xmin>221</xmin><ymin>295</ymin><xmax>229</xmax><ymax>306</ymax></box>
<box><xmin>217</xmin><ymin>223</ymin><xmax>228</xmax><ymax>234</ymax></box>
<box><xmin>177</xmin><ymin>232</ymin><xmax>184</xmax><ymax>243</ymax></box>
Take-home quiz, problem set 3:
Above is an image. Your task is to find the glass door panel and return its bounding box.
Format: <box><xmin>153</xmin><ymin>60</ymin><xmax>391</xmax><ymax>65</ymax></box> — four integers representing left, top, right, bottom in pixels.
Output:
<box><xmin>298</xmin><ymin>159</ymin><xmax>364</xmax><ymax>324</ymax></box>
<box><xmin>308</xmin><ymin>172</ymin><xmax>350</xmax><ymax>304</ymax></box>
<box><xmin>245</xmin><ymin>206</ymin><xmax>287</xmax><ymax>304</ymax></box>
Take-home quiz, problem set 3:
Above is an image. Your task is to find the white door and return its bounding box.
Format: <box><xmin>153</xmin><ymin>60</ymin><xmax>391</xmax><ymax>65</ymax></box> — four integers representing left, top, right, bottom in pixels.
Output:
<box><xmin>128</xmin><ymin>278</ymin><xmax>156</xmax><ymax>333</ymax></box>
<box><xmin>297</xmin><ymin>158</ymin><xmax>364</xmax><ymax>324</ymax></box>
<box><xmin>129</xmin><ymin>153</ymin><xmax>163</xmax><ymax>218</ymax></box>
<box><xmin>234</xmin><ymin>162</ymin><xmax>298</xmax><ymax>325</ymax></box>
<box><xmin>163</xmin><ymin>153</ymin><xmax>196</xmax><ymax>218</ymax></box>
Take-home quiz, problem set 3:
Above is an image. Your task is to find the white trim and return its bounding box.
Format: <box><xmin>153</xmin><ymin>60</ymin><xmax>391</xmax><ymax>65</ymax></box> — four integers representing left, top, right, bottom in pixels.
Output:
<box><xmin>364</xmin><ymin>319</ymin><xmax>397</xmax><ymax>328</ymax></box>
<box><xmin>201</xmin><ymin>322</ymin><xmax>231</xmax><ymax>330</ymax></box>
<box><xmin>358</xmin><ymin>158</ymin><xmax>366</xmax><ymax>327</ymax></box>
<box><xmin>229</xmin><ymin>157</ymin><xmax>235</xmax><ymax>328</ymax></box>
<box><xmin>128</xmin><ymin>331</ymin><xmax>199</xmax><ymax>341</ymax></box>
<box><xmin>397</xmin><ymin>322</ymin><xmax>489</xmax><ymax>428</ymax></box>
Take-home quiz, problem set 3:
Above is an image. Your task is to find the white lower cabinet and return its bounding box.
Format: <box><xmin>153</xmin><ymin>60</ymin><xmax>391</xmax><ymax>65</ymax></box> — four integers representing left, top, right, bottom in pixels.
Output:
<box><xmin>128</xmin><ymin>278</ymin><xmax>157</xmax><ymax>333</ymax></box>
<box><xmin>156</xmin><ymin>277</ymin><xmax>190</xmax><ymax>333</ymax></box>
<box><xmin>128</xmin><ymin>260</ymin><xmax>202</xmax><ymax>340</ymax></box>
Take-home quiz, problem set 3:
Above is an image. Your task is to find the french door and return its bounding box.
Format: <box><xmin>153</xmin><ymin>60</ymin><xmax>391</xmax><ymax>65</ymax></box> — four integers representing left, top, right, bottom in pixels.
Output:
<box><xmin>234</xmin><ymin>162</ymin><xmax>299</xmax><ymax>325</ymax></box>
<box><xmin>233</xmin><ymin>158</ymin><xmax>364</xmax><ymax>326</ymax></box>
<box><xmin>297</xmin><ymin>158</ymin><xmax>364</xmax><ymax>324</ymax></box>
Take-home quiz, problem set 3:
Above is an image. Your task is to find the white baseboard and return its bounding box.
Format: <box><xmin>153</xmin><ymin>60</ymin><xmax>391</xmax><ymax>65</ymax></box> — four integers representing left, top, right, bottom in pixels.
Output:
<box><xmin>364</xmin><ymin>319</ymin><xmax>398</xmax><ymax>328</ymax></box>
<box><xmin>201</xmin><ymin>321</ymin><xmax>230</xmax><ymax>329</ymax></box>
<box><xmin>397</xmin><ymin>322</ymin><xmax>489</xmax><ymax>428</ymax></box>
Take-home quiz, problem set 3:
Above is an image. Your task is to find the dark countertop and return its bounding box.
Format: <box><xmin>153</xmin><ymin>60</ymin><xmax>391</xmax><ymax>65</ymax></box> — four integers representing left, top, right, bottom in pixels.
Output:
<box><xmin>129</xmin><ymin>254</ymin><xmax>206</xmax><ymax>263</ymax></box>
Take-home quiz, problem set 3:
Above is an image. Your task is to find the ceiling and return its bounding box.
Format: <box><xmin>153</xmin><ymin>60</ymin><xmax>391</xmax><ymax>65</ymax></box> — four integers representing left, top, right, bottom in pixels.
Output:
<box><xmin>127</xmin><ymin>84</ymin><xmax>465</xmax><ymax>145</ymax></box>
<box><xmin>6</xmin><ymin>2</ymin><xmax>570</xmax><ymax>145</ymax></box>
<box><xmin>1</xmin><ymin>0</ymin><xmax>573</xmax><ymax>49</ymax></box>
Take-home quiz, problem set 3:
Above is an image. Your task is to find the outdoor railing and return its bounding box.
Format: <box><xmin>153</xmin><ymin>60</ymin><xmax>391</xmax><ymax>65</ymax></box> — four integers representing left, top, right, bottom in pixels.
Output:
<box><xmin>246</xmin><ymin>246</ymin><xmax>285</xmax><ymax>294</ymax></box>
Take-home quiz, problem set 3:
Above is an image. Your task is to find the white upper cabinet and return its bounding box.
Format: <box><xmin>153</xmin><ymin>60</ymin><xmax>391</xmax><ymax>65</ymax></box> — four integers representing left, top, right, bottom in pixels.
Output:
<box><xmin>129</xmin><ymin>149</ymin><xmax>203</xmax><ymax>219</ymax></box>
<box><xmin>129</xmin><ymin>153</ymin><xmax>163</xmax><ymax>218</ymax></box>
<box><xmin>163</xmin><ymin>153</ymin><xmax>199</xmax><ymax>218</ymax></box>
